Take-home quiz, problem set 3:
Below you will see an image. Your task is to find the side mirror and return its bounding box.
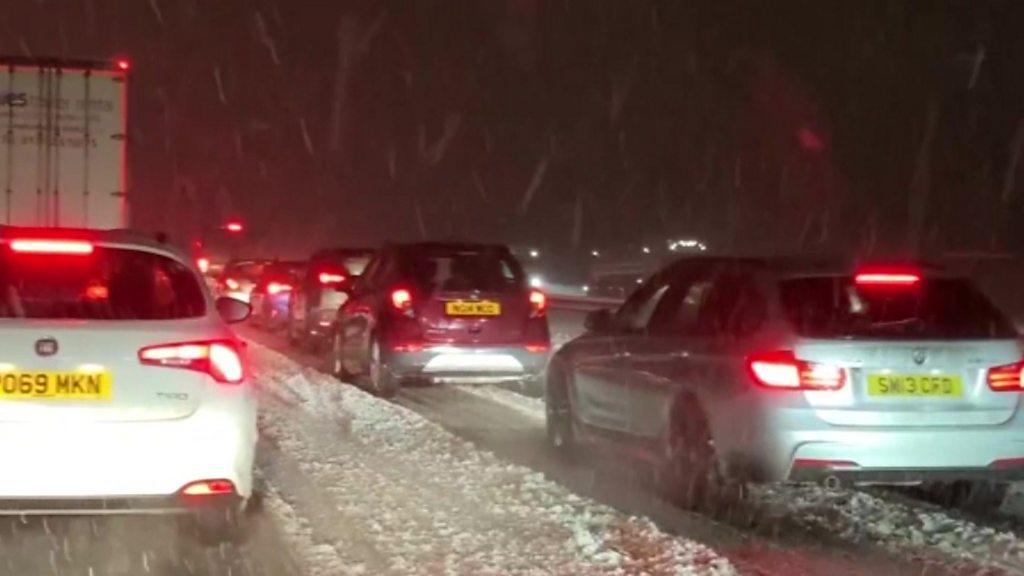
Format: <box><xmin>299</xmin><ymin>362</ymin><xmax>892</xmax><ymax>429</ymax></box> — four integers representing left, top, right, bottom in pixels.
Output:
<box><xmin>584</xmin><ymin>308</ymin><xmax>615</xmax><ymax>333</ymax></box>
<box><xmin>216</xmin><ymin>296</ymin><xmax>251</xmax><ymax>324</ymax></box>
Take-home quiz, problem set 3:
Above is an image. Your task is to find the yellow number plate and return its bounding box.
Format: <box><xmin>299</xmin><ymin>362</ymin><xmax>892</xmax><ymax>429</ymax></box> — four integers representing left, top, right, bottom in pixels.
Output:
<box><xmin>0</xmin><ymin>372</ymin><xmax>112</xmax><ymax>400</ymax></box>
<box><xmin>867</xmin><ymin>374</ymin><xmax>962</xmax><ymax>397</ymax></box>
<box><xmin>445</xmin><ymin>300</ymin><xmax>501</xmax><ymax>316</ymax></box>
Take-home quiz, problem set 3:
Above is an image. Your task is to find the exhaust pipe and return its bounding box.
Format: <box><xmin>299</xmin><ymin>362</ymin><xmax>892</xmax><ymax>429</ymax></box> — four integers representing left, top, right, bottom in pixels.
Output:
<box><xmin>823</xmin><ymin>475</ymin><xmax>842</xmax><ymax>490</ymax></box>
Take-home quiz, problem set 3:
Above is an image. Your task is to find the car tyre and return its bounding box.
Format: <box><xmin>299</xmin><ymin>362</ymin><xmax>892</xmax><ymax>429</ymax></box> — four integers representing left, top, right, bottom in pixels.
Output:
<box><xmin>656</xmin><ymin>400</ymin><xmax>739</xmax><ymax>514</ymax></box>
<box><xmin>545</xmin><ymin>364</ymin><xmax>579</xmax><ymax>460</ymax></box>
<box><xmin>187</xmin><ymin>503</ymin><xmax>248</xmax><ymax>546</ymax></box>
<box><xmin>329</xmin><ymin>330</ymin><xmax>353</xmax><ymax>381</ymax></box>
<box><xmin>367</xmin><ymin>337</ymin><xmax>399</xmax><ymax>398</ymax></box>
<box><xmin>929</xmin><ymin>480</ymin><xmax>1008</xmax><ymax>512</ymax></box>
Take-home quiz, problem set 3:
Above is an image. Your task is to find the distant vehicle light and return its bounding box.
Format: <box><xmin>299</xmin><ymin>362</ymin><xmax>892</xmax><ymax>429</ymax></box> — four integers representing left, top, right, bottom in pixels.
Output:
<box><xmin>225</xmin><ymin>278</ymin><xmax>240</xmax><ymax>291</ymax></box>
<box><xmin>582</xmin><ymin>285</ymin><xmax>590</xmax><ymax>293</ymax></box>
<box><xmin>225</xmin><ymin>221</ymin><xmax>244</xmax><ymax>233</ymax></box>
<box><xmin>529</xmin><ymin>276</ymin><xmax>543</xmax><ymax>288</ymax></box>
<box><xmin>9</xmin><ymin>239</ymin><xmax>94</xmax><ymax>255</ymax></box>
<box><xmin>115</xmin><ymin>58</ymin><xmax>131</xmax><ymax>71</ymax></box>
<box><xmin>84</xmin><ymin>284</ymin><xmax>109</xmax><ymax>300</ymax></box>
<box><xmin>642</xmin><ymin>246</ymin><xmax>651</xmax><ymax>254</ymax></box>
<box><xmin>318</xmin><ymin>272</ymin><xmax>346</xmax><ymax>285</ymax></box>
<box><xmin>196</xmin><ymin>257</ymin><xmax>211</xmax><ymax>273</ymax></box>
<box><xmin>529</xmin><ymin>249</ymin><xmax>540</xmax><ymax>259</ymax></box>
<box><xmin>267</xmin><ymin>282</ymin><xmax>292</xmax><ymax>295</ymax></box>
<box><xmin>390</xmin><ymin>288</ymin><xmax>413</xmax><ymax>314</ymax></box>
<box><xmin>590</xmin><ymin>250</ymin><xmax>601</xmax><ymax>257</ymax></box>
<box><xmin>529</xmin><ymin>290</ymin><xmax>547</xmax><ymax>317</ymax></box>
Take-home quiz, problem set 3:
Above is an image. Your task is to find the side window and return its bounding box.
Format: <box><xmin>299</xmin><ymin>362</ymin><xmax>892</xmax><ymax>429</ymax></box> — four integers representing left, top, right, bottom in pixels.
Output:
<box><xmin>648</xmin><ymin>278</ymin><xmax>713</xmax><ymax>336</ymax></box>
<box><xmin>695</xmin><ymin>273</ymin><xmax>767</xmax><ymax>339</ymax></box>
<box><xmin>614</xmin><ymin>274</ymin><xmax>670</xmax><ymax>333</ymax></box>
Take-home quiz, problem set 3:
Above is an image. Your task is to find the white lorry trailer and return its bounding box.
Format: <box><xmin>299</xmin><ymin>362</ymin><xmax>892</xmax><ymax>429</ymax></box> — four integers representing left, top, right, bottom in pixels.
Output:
<box><xmin>1</xmin><ymin>57</ymin><xmax>128</xmax><ymax>229</ymax></box>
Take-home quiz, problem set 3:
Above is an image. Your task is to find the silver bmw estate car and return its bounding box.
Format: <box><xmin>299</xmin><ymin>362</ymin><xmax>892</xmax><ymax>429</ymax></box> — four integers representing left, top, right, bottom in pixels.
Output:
<box><xmin>547</xmin><ymin>257</ymin><xmax>1024</xmax><ymax>509</ymax></box>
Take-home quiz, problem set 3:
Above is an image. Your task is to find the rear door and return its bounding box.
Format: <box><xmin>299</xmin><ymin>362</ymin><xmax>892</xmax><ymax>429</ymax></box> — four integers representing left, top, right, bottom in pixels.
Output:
<box><xmin>570</xmin><ymin>273</ymin><xmax>671</xmax><ymax>434</ymax></box>
<box><xmin>779</xmin><ymin>275</ymin><xmax>1022</xmax><ymax>427</ymax></box>
<box><xmin>0</xmin><ymin>241</ymin><xmax>214</xmax><ymax>422</ymax></box>
<box><xmin>407</xmin><ymin>248</ymin><xmax>533</xmax><ymax>345</ymax></box>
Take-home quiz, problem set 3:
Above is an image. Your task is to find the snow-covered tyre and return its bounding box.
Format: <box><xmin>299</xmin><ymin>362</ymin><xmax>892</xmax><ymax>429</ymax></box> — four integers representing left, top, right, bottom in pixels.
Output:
<box><xmin>187</xmin><ymin>503</ymin><xmax>248</xmax><ymax>546</ymax></box>
<box><xmin>545</xmin><ymin>365</ymin><xmax>578</xmax><ymax>460</ymax></box>
<box><xmin>367</xmin><ymin>337</ymin><xmax>399</xmax><ymax>398</ymax></box>
<box><xmin>329</xmin><ymin>331</ymin><xmax>352</xmax><ymax>381</ymax></box>
<box><xmin>655</xmin><ymin>399</ymin><xmax>732</xmax><ymax>513</ymax></box>
<box><xmin>929</xmin><ymin>480</ymin><xmax>1008</xmax><ymax>512</ymax></box>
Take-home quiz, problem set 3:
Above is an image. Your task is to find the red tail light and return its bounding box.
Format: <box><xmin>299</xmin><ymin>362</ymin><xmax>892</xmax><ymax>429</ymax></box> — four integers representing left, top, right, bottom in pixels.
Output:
<box><xmin>224</xmin><ymin>277</ymin><xmax>240</xmax><ymax>291</ymax></box>
<box><xmin>266</xmin><ymin>282</ymin><xmax>292</xmax><ymax>295</ymax></box>
<box><xmin>747</xmin><ymin>351</ymin><xmax>845</xmax><ymax>391</ymax></box>
<box><xmin>529</xmin><ymin>290</ymin><xmax>547</xmax><ymax>318</ymax></box>
<box><xmin>318</xmin><ymin>272</ymin><xmax>346</xmax><ymax>285</ymax></box>
<box><xmin>196</xmin><ymin>257</ymin><xmax>211</xmax><ymax>273</ymax></box>
<box><xmin>139</xmin><ymin>340</ymin><xmax>244</xmax><ymax>384</ymax></box>
<box><xmin>9</xmin><ymin>239</ymin><xmax>94</xmax><ymax>255</ymax></box>
<box><xmin>391</xmin><ymin>288</ymin><xmax>413</xmax><ymax>311</ymax></box>
<box><xmin>180</xmin><ymin>479</ymin><xmax>235</xmax><ymax>497</ymax></box>
<box><xmin>988</xmin><ymin>360</ymin><xmax>1024</xmax><ymax>392</ymax></box>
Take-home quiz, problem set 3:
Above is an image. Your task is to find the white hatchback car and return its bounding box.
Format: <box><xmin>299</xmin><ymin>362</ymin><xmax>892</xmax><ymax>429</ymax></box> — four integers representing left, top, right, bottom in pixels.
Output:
<box><xmin>0</xmin><ymin>228</ymin><xmax>256</xmax><ymax>539</ymax></box>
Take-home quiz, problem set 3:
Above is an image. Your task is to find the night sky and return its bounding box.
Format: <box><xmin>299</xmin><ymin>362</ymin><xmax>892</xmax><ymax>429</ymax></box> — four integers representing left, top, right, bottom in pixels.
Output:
<box><xmin>2</xmin><ymin>0</ymin><xmax>1023</xmax><ymax>260</ymax></box>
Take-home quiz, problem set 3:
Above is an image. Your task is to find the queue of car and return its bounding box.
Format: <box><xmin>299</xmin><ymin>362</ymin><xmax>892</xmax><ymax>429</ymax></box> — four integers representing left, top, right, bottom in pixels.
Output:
<box><xmin>231</xmin><ymin>245</ymin><xmax>1024</xmax><ymax>512</ymax></box>
<box><xmin>4</xmin><ymin>222</ymin><xmax>1020</xmax><ymax>551</ymax></box>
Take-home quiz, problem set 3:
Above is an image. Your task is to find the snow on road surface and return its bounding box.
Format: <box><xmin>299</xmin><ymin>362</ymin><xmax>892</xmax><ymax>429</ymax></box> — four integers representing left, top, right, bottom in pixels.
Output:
<box><xmin>456</xmin><ymin>385</ymin><xmax>1024</xmax><ymax>574</ymax></box>
<box><xmin>249</xmin><ymin>343</ymin><xmax>735</xmax><ymax>576</ymax></box>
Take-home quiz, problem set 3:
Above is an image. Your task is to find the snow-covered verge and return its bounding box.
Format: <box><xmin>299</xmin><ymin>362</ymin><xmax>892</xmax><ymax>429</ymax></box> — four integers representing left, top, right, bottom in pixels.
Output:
<box><xmin>449</xmin><ymin>380</ymin><xmax>1024</xmax><ymax>573</ymax></box>
<box><xmin>754</xmin><ymin>483</ymin><xmax>1024</xmax><ymax>572</ymax></box>
<box><xmin>249</xmin><ymin>343</ymin><xmax>735</xmax><ymax>576</ymax></box>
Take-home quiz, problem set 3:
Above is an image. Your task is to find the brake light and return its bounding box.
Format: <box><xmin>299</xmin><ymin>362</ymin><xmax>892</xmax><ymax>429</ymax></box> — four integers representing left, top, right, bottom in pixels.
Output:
<box><xmin>139</xmin><ymin>340</ymin><xmax>244</xmax><ymax>384</ymax></box>
<box><xmin>526</xmin><ymin>344</ymin><xmax>549</xmax><ymax>353</ymax></box>
<box><xmin>267</xmin><ymin>282</ymin><xmax>292</xmax><ymax>295</ymax></box>
<box><xmin>9</xmin><ymin>239</ymin><xmax>94</xmax><ymax>255</ymax></box>
<box><xmin>391</xmin><ymin>288</ymin><xmax>413</xmax><ymax>311</ymax></box>
<box><xmin>225</xmin><ymin>278</ymin><xmax>240</xmax><ymax>291</ymax></box>
<box><xmin>180</xmin><ymin>479</ymin><xmax>235</xmax><ymax>497</ymax></box>
<box><xmin>854</xmin><ymin>267</ymin><xmax>920</xmax><ymax>287</ymax></box>
<box><xmin>319</xmin><ymin>272</ymin><xmax>346</xmax><ymax>285</ymax></box>
<box><xmin>988</xmin><ymin>360</ymin><xmax>1024</xmax><ymax>392</ymax></box>
<box><xmin>196</xmin><ymin>257</ymin><xmax>211</xmax><ymax>273</ymax></box>
<box><xmin>529</xmin><ymin>290</ymin><xmax>547</xmax><ymax>317</ymax></box>
<box><xmin>747</xmin><ymin>351</ymin><xmax>845</xmax><ymax>391</ymax></box>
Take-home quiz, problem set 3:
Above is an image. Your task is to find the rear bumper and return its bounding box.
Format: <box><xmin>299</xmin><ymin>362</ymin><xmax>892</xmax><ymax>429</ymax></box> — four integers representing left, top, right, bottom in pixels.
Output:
<box><xmin>386</xmin><ymin>344</ymin><xmax>549</xmax><ymax>384</ymax></box>
<box><xmin>0</xmin><ymin>399</ymin><xmax>256</xmax><ymax>503</ymax></box>
<box><xmin>0</xmin><ymin>492</ymin><xmax>243</xmax><ymax>515</ymax></box>
<box><xmin>727</xmin><ymin>405</ymin><xmax>1024</xmax><ymax>484</ymax></box>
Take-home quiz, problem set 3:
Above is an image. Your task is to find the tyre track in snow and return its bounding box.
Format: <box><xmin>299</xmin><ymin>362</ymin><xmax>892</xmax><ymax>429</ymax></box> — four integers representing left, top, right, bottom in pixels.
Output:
<box><xmin>242</xmin><ymin>326</ymin><xmax>951</xmax><ymax>576</ymax></box>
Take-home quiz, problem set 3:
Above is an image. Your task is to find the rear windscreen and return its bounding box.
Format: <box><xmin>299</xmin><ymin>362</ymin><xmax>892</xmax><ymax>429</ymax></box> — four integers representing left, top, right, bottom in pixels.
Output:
<box><xmin>402</xmin><ymin>249</ymin><xmax>525</xmax><ymax>292</ymax></box>
<box><xmin>0</xmin><ymin>247</ymin><xmax>206</xmax><ymax>320</ymax></box>
<box><xmin>779</xmin><ymin>276</ymin><xmax>1016</xmax><ymax>340</ymax></box>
